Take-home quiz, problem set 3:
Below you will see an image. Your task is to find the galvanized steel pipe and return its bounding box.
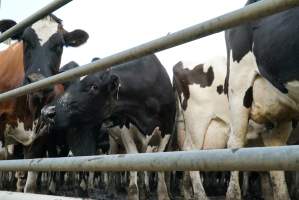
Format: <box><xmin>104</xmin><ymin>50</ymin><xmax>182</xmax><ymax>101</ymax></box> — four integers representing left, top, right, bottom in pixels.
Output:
<box><xmin>0</xmin><ymin>146</ymin><xmax>298</xmax><ymax>172</ymax></box>
<box><xmin>0</xmin><ymin>0</ymin><xmax>298</xmax><ymax>102</ymax></box>
<box><xmin>0</xmin><ymin>191</ymin><xmax>86</xmax><ymax>200</ymax></box>
<box><xmin>0</xmin><ymin>0</ymin><xmax>72</xmax><ymax>43</ymax></box>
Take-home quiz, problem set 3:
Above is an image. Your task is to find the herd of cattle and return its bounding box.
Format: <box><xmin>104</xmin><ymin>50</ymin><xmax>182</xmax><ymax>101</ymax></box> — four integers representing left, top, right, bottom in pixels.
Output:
<box><xmin>0</xmin><ymin>0</ymin><xmax>299</xmax><ymax>199</ymax></box>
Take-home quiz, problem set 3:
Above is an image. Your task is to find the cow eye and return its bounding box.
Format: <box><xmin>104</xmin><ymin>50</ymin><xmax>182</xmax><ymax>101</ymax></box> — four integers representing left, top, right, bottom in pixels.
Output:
<box><xmin>89</xmin><ymin>84</ymin><xmax>98</xmax><ymax>92</ymax></box>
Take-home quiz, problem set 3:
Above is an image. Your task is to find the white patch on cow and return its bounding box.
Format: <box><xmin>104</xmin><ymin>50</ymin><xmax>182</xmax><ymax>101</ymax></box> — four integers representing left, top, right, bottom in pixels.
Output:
<box><xmin>80</xmin><ymin>75</ymin><xmax>87</xmax><ymax>81</ymax></box>
<box><xmin>230</xmin><ymin>52</ymin><xmax>299</xmax><ymax>123</ymax></box>
<box><xmin>286</xmin><ymin>80</ymin><xmax>299</xmax><ymax>104</ymax></box>
<box><xmin>31</xmin><ymin>16</ymin><xmax>59</xmax><ymax>46</ymax></box>
<box><xmin>4</xmin><ymin>119</ymin><xmax>37</xmax><ymax>146</ymax></box>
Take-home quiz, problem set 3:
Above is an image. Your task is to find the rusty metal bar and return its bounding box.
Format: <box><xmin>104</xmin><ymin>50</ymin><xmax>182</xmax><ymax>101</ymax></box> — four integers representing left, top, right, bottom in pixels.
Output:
<box><xmin>0</xmin><ymin>0</ymin><xmax>72</xmax><ymax>43</ymax></box>
<box><xmin>0</xmin><ymin>146</ymin><xmax>298</xmax><ymax>172</ymax></box>
<box><xmin>0</xmin><ymin>0</ymin><xmax>298</xmax><ymax>102</ymax></box>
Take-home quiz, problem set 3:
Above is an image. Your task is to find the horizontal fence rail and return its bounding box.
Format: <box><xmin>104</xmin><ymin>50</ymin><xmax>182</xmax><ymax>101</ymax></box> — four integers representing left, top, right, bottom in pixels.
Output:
<box><xmin>0</xmin><ymin>0</ymin><xmax>72</xmax><ymax>43</ymax></box>
<box><xmin>0</xmin><ymin>146</ymin><xmax>298</xmax><ymax>172</ymax></box>
<box><xmin>0</xmin><ymin>0</ymin><xmax>299</xmax><ymax>102</ymax></box>
<box><xmin>0</xmin><ymin>191</ymin><xmax>86</xmax><ymax>200</ymax></box>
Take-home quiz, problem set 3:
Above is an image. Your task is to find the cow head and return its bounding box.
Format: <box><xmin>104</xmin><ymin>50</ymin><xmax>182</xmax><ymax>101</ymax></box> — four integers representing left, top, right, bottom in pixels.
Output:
<box><xmin>42</xmin><ymin>69</ymin><xmax>120</xmax><ymax>130</ymax></box>
<box><xmin>0</xmin><ymin>14</ymin><xmax>89</xmax><ymax>117</ymax></box>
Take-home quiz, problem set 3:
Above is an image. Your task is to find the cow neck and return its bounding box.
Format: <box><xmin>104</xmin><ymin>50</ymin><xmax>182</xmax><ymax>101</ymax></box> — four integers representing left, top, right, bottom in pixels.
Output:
<box><xmin>0</xmin><ymin>42</ymin><xmax>24</xmax><ymax>92</ymax></box>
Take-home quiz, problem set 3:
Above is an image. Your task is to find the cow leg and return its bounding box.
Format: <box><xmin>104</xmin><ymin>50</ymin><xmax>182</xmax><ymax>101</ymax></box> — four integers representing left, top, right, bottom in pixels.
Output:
<box><xmin>24</xmin><ymin>132</ymin><xmax>50</xmax><ymax>194</ymax></box>
<box><xmin>260</xmin><ymin>172</ymin><xmax>273</xmax><ymax>200</ymax></box>
<box><xmin>182</xmin><ymin>133</ymin><xmax>208</xmax><ymax>200</ymax></box>
<box><xmin>24</xmin><ymin>171</ymin><xmax>38</xmax><ymax>193</ymax></box>
<box><xmin>48</xmin><ymin>172</ymin><xmax>57</xmax><ymax>194</ymax></box>
<box><xmin>261</xmin><ymin>122</ymin><xmax>292</xmax><ymax>200</ymax></box>
<box><xmin>226</xmin><ymin>97</ymin><xmax>250</xmax><ymax>200</ymax></box>
<box><xmin>176</xmin><ymin>123</ymin><xmax>194</xmax><ymax>199</ymax></box>
<box><xmin>226</xmin><ymin>50</ymin><xmax>258</xmax><ymax>200</ymax></box>
<box><xmin>106</xmin><ymin>135</ymin><xmax>119</xmax><ymax>194</ymax></box>
<box><xmin>15</xmin><ymin>171</ymin><xmax>26</xmax><ymax>192</ymax></box>
<box><xmin>88</xmin><ymin>172</ymin><xmax>95</xmax><ymax>190</ymax></box>
<box><xmin>156</xmin><ymin>134</ymin><xmax>171</xmax><ymax>200</ymax></box>
<box><xmin>226</xmin><ymin>98</ymin><xmax>251</xmax><ymax>200</ymax></box>
<box><xmin>143</xmin><ymin>145</ymin><xmax>156</xmax><ymax>197</ymax></box>
<box><xmin>0</xmin><ymin>147</ymin><xmax>8</xmax><ymax>160</ymax></box>
<box><xmin>120</xmin><ymin>128</ymin><xmax>139</xmax><ymax>200</ymax></box>
<box><xmin>242</xmin><ymin>172</ymin><xmax>249</xmax><ymax>198</ymax></box>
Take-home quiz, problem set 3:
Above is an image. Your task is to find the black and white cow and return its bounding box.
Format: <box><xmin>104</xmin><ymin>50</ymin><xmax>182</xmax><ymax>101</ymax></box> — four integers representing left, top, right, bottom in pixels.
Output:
<box><xmin>173</xmin><ymin>58</ymin><xmax>230</xmax><ymax>200</ymax></box>
<box><xmin>225</xmin><ymin>1</ymin><xmax>299</xmax><ymax>199</ymax></box>
<box><xmin>173</xmin><ymin>57</ymin><xmax>268</xmax><ymax>200</ymax></box>
<box><xmin>42</xmin><ymin>54</ymin><xmax>176</xmax><ymax>200</ymax></box>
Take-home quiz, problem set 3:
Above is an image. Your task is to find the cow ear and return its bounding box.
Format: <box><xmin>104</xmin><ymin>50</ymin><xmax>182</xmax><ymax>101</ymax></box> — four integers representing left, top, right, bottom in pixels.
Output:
<box><xmin>0</xmin><ymin>19</ymin><xmax>16</xmax><ymax>33</ymax></box>
<box><xmin>63</xmin><ymin>29</ymin><xmax>89</xmax><ymax>47</ymax></box>
<box><xmin>0</xmin><ymin>19</ymin><xmax>22</xmax><ymax>40</ymax></box>
<box><xmin>59</xmin><ymin>61</ymin><xmax>79</xmax><ymax>73</ymax></box>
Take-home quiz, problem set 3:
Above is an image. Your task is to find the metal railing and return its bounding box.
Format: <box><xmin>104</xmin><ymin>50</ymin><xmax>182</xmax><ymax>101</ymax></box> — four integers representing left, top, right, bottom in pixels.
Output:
<box><xmin>0</xmin><ymin>0</ymin><xmax>299</xmax><ymax>102</ymax></box>
<box><xmin>0</xmin><ymin>146</ymin><xmax>298</xmax><ymax>172</ymax></box>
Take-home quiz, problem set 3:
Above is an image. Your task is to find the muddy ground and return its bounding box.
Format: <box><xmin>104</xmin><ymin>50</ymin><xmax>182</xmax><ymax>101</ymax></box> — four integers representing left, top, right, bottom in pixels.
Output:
<box><xmin>1</xmin><ymin>171</ymin><xmax>298</xmax><ymax>199</ymax></box>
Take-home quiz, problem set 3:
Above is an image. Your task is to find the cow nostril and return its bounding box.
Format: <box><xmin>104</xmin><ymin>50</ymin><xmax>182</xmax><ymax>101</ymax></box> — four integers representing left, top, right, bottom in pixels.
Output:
<box><xmin>47</xmin><ymin>110</ymin><xmax>56</xmax><ymax>119</ymax></box>
<box><xmin>42</xmin><ymin>106</ymin><xmax>56</xmax><ymax>121</ymax></box>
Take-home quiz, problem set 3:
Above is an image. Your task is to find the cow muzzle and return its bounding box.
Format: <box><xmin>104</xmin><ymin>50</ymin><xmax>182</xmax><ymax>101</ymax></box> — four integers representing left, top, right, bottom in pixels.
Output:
<box><xmin>41</xmin><ymin>105</ymin><xmax>56</xmax><ymax>124</ymax></box>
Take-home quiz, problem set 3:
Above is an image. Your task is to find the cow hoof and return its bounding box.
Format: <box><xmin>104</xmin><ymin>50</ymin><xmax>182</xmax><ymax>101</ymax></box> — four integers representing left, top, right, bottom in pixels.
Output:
<box><xmin>273</xmin><ymin>193</ymin><xmax>290</xmax><ymax>200</ymax></box>
<box><xmin>24</xmin><ymin>183</ymin><xmax>36</xmax><ymax>193</ymax></box>
<box><xmin>75</xmin><ymin>185</ymin><xmax>88</xmax><ymax>198</ymax></box>
<box><xmin>158</xmin><ymin>193</ymin><xmax>170</xmax><ymax>200</ymax></box>
<box><xmin>194</xmin><ymin>193</ymin><xmax>209</xmax><ymax>200</ymax></box>
<box><xmin>128</xmin><ymin>184</ymin><xmax>139</xmax><ymax>200</ymax></box>
<box><xmin>79</xmin><ymin>179</ymin><xmax>87</xmax><ymax>191</ymax></box>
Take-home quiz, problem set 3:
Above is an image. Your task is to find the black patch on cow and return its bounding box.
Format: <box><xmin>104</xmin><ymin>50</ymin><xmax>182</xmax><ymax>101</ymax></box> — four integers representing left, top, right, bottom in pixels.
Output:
<box><xmin>226</xmin><ymin>3</ymin><xmax>299</xmax><ymax>94</ymax></box>
<box><xmin>243</xmin><ymin>86</ymin><xmax>253</xmax><ymax>108</ymax></box>
<box><xmin>217</xmin><ymin>85</ymin><xmax>223</xmax><ymax>95</ymax></box>
<box><xmin>173</xmin><ymin>62</ymin><xmax>214</xmax><ymax>110</ymax></box>
<box><xmin>224</xmin><ymin>64</ymin><xmax>229</xmax><ymax>96</ymax></box>
<box><xmin>193</xmin><ymin>64</ymin><xmax>214</xmax><ymax>87</ymax></box>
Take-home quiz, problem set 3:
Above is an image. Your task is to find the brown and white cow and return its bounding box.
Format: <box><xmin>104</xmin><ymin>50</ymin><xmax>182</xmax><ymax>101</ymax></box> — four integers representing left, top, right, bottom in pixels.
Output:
<box><xmin>0</xmin><ymin>14</ymin><xmax>88</xmax><ymax>148</ymax></box>
<box><xmin>0</xmin><ymin>14</ymin><xmax>88</xmax><ymax>192</ymax></box>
